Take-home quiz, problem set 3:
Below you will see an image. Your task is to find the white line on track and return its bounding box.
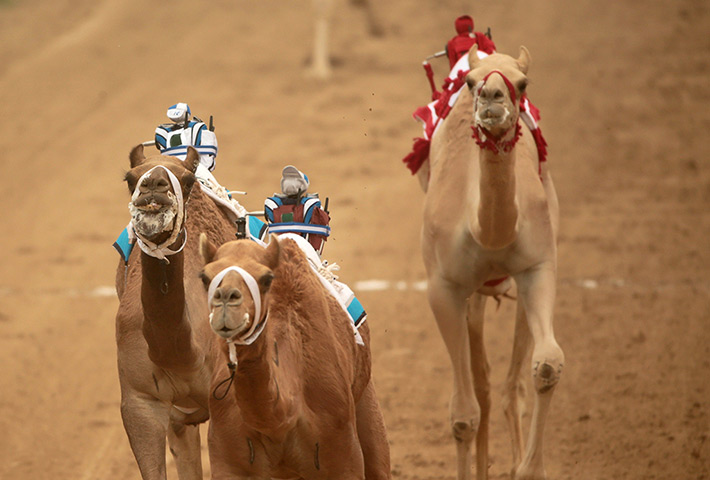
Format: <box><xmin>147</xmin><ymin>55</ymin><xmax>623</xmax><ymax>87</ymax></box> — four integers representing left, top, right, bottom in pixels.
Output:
<box><xmin>0</xmin><ymin>278</ymin><xmax>705</xmax><ymax>298</ymax></box>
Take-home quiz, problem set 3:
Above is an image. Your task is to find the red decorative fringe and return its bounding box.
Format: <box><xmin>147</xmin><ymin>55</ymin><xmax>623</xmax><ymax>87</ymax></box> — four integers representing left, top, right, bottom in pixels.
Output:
<box><xmin>532</xmin><ymin>127</ymin><xmax>548</xmax><ymax>164</ymax></box>
<box><xmin>402</xmin><ymin>137</ymin><xmax>430</xmax><ymax>174</ymax></box>
<box><xmin>471</xmin><ymin>122</ymin><xmax>523</xmax><ymax>155</ymax></box>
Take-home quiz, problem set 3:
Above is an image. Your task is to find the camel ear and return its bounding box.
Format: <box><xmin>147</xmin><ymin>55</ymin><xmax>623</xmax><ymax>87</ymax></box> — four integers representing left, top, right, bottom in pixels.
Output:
<box><xmin>129</xmin><ymin>144</ymin><xmax>146</xmax><ymax>168</ymax></box>
<box><xmin>517</xmin><ymin>46</ymin><xmax>531</xmax><ymax>75</ymax></box>
<box><xmin>199</xmin><ymin>233</ymin><xmax>217</xmax><ymax>265</ymax></box>
<box><xmin>263</xmin><ymin>234</ymin><xmax>281</xmax><ymax>270</ymax></box>
<box><xmin>185</xmin><ymin>146</ymin><xmax>201</xmax><ymax>173</ymax></box>
<box><xmin>468</xmin><ymin>45</ymin><xmax>480</xmax><ymax>69</ymax></box>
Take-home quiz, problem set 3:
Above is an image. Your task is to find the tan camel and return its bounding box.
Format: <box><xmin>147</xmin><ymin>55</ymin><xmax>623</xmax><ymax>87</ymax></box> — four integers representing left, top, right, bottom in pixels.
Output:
<box><xmin>199</xmin><ymin>234</ymin><xmax>391</xmax><ymax>479</ymax></box>
<box><xmin>420</xmin><ymin>46</ymin><xmax>565</xmax><ymax>480</ymax></box>
<box><xmin>309</xmin><ymin>0</ymin><xmax>383</xmax><ymax>78</ymax></box>
<box><xmin>114</xmin><ymin>145</ymin><xmax>235</xmax><ymax>480</ymax></box>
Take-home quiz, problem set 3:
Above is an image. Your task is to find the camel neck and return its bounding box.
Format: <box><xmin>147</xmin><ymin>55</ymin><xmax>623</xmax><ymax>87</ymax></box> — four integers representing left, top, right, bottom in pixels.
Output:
<box><xmin>140</xmin><ymin>237</ymin><xmax>200</xmax><ymax>369</ymax></box>
<box><xmin>475</xmin><ymin>146</ymin><xmax>518</xmax><ymax>249</ymax></box>
<box><xmin>231</xmin><ymin>333</ymin><xmax>293</xmax><ymax>437</ymax></box>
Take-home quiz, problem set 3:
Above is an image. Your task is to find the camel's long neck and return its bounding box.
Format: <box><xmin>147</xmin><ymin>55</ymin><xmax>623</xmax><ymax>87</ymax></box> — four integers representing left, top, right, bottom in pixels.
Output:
<box><xmin>140</xmin><ymin>239</ymin><xmax>199</xmax><ymax>370</ymax></box>
<box><xmin>231</xmin><ymin>332</ymin><xmax>293</xmax><ymax>437</ymax></box>
<box><xmin>475</xmin><ymin>147</ymin><xmax>518</xmax><ymax>249</ymax></box>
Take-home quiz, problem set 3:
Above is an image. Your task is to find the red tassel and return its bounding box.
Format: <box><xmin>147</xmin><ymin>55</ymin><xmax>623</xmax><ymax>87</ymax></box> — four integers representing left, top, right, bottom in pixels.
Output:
<box><xmin>531</xmin><ymin>128</ymin><xmax>548</xmax><ymax>164</ymax></box>
<box><xmin>402</xmin><ymin>137</ymin><xmax>431</xmax><ymax>174</ymax></box>
<box><xmin>422</xmin><ymin>62</ymin><xmax>440</xmax><ymax>100</ymax></box>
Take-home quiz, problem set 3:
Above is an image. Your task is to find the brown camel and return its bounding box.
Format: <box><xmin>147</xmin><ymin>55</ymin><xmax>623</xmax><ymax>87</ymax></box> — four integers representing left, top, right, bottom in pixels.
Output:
<box><xmin>420</xmin><ymin>45</ymin><xmax>564</xmax><ymax>480</ymax></box>
<box><xmin>114</xmin><ymin>145</ymin><xmax>235</xmax><ymax>480</ymax></box>
<box><xmin>198</xmin><ymin>234</ymin><xmax>391</xmax><ymax>479</ymax></box>
<box><xmin>309</xmin><ymin>0</ymin><xmax>383</xmax><ymax>79</ymax></box>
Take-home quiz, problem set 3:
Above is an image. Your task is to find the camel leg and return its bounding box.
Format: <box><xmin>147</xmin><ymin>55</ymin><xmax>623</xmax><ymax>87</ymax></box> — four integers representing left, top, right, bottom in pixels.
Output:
<box><xmin>167</xmin><ymin>420</ymin><xmax>203</xmax><ymax>480</ymax></box>
<box><xmin>513</xmin><ymin>265</ymin><xmax>564</xmax><ymax>480</ymax></box>
<box><xmin>317</xmin><ymin>423</ymin><xmax>366</xmax><ymax>480</ymax></box>
<box><xmin>309</xmin><ymin>0</ymin><xmax>333</xmax><ymax>78</ymax></box>
<box><xmin>466</xmin><ymin>293</ymin><xmax>490</xmax><ymax>480</ymax></box>
<box><xmin>356</xmin><ymin>380</ymin><xmax>392</xmax><ymax>479</ymax></box>
<box><xmin>428</xmin><ymin>276</ymin><xmax>478</xmax><ymax>480</ymax></box>
<box><xmin>502</xmin><ymin>299</ymin><xmax>532</xmax><ymax>473</ymax></box>
<box><xmin>120</xmin><ymin>394</ymin><xmax>171</xmax><ymax>480</ymax></box>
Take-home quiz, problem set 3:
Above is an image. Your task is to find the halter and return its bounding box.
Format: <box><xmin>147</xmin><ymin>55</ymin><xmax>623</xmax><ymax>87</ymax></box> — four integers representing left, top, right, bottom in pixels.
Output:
<box><xmin>471</xmin><ymin>69</ymin><xmax>523</xmax><ymax>155</ymax></box>
<box><xmin>131</xmin><ymin>165</ymin><xmax>187</xmax><ymax>263</ymax></box>
<box><xmin>208</xmin><ymin>265</ymin><xmax>270</xmax><ymax>400</ymax></box>
<box><xmin>207</xmin><ymin>265</ymin><xmax>269</xmax><ymax>364</ymax></box>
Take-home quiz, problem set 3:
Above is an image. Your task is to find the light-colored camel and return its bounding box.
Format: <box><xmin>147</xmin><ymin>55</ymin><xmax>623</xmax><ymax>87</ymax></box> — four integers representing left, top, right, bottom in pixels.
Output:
<box><xmin>420</xmin><ymin>45</ymin><xmax>565</xmax><ymax>480</ymax></box>
<box><xmin>114</xmin><ymin>145</ymin><xmax>235</xmax><ymax>480</ymax></box>
<box><xmin>198</xmin><ymin>233</ymin><xmax>391</xmax><ymax>479</ymax></box>
<box><xmin>309</xmin><ymin>0</ymin><xmax>383</xmax><ymax>78</ymax></box>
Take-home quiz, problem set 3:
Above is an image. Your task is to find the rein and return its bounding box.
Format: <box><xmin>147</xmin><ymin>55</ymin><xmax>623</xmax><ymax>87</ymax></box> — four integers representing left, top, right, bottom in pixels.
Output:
<box><xmin>131</xmin><ymin>165</ymin><xmax>187</xmax><ymax>263</ymax></box>
<box><xmin>471</xmin><ymin>69</ymin><xmax>523</xmax><ymax>155</ymax></box>
<box><xmin>208</xmin><ymin>266</ymin><xmax>270</xmax><ymax>400</ymax></box>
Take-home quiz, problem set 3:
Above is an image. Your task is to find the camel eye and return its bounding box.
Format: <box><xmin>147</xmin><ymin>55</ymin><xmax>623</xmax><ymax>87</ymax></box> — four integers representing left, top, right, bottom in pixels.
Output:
<box><xmin>124</xmin><ymin>172</ymin><xmax>137</xmax><ymax>193</ymax></box>
<box><xmin>200</xmin><ymin>272</ymin><xmax>211</xmax><ymax>289</ymax></box>
<box><xmin>517</xmin><ymin>79</ymin><xmax>529</xmax><ymax>93</ymax></box>
<box><xmin>259</xmin><ymin>272</ymin><xmax>274</xmax><ymax>290</ymax></box>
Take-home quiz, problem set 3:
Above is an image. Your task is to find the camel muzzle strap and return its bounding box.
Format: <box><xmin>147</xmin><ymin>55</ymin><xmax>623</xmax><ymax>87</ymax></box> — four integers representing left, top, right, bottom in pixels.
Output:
<box><xmin>131</xmin><ymin>165</ymin><xmax>186</xmax><ymax>263</ymax></box>
<box><xmin>471</xmin><ymin>69</ymin><xmax>523</xmax><ymax>155</ymax></box>
<box><xmin>209</xmin><ymin>265</ymin><xmax>269</xmax><ymax>400</ymax></box>
<box><xmin>207</xmin><ymin>266</ymin><xmax>266</xmax><ymax>344</ymax></box>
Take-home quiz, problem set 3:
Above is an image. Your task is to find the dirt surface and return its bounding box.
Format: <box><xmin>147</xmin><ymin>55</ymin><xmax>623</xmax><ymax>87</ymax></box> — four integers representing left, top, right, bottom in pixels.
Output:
<box><xmin>1</xmin><ymin>0</ymin><xmax>709</xmax><ymax>479</ymax></box>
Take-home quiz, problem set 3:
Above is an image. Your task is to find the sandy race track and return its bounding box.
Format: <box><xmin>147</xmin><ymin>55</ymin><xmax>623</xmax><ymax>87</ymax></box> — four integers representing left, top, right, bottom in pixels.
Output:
<box><xmin>0</xmin><ymin>0</ymin><xmax>708</xmax><ymax>479</ymax></box>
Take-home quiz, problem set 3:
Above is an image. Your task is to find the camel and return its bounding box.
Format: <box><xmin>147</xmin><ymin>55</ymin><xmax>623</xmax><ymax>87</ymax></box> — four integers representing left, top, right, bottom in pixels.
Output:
<box><xmin>114</xmin><ymin>145</ymin><xmax>235</xmax><ymax>480</ymax></box>
<box><xmin>309</xmin><ymin>0</ymin><xmax>383</xmax><ymax>79</ymax></box>
<box><xmin>420</xmin><ymin>45</ymin><xmax>565</xmax><ymax>480</ymax></box>
<box><xmin>198</xmin><ymin>233</ymin><xmax>391</xmax><ymax>479</ymax></box>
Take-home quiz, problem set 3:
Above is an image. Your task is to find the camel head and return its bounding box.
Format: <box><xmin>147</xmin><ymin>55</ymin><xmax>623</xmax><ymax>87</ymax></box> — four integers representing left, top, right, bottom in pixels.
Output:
<box><xmin>199</xmin><ymin>234</ymin><xmax>280</xmax><ymax>342</ymax></box>
<box><xmin>466</xmin><ymin>45</ymin><xmax>531</xmax><ymax>141</ymax></box>
<box><xmin>124</xmin><ymin>144</ymin><xmax>200</xmax><ymax>245</ymax></box>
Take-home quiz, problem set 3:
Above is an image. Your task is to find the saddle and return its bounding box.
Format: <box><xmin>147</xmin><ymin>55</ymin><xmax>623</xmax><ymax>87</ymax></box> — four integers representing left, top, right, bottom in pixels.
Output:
<box><xmin>264</xmin><ymin>194</ymin><xmax>331</xmax><ymax>255</ymax></box>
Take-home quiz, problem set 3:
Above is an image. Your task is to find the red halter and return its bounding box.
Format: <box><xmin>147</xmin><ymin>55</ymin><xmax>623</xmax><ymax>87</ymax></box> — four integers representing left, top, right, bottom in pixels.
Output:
<box><xmin>471</xmin><ymin>70</ymin><xmax>522</xmax><ymax>155</ymax></box>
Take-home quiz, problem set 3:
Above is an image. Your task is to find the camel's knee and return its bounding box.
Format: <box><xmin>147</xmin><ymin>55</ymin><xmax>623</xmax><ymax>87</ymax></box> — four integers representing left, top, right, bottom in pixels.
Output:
<box><xmin>452</xmin><ymin>418</ymin><xmax>478</xmax><ymax>443</ymax></box>
<box><xmin>531</xmin><ymin>342</ymin><xmax>564</xmax><ymax>394</ymax></box>
<box><xmin>532</xmin><ymin>359</ymin><xmax>564</xmax><ymax>394</ymax></box>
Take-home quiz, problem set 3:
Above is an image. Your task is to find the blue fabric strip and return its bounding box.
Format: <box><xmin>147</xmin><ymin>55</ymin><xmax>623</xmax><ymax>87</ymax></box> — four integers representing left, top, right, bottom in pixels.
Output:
<box><xmin>113</xmin><ymin>227</ymin><xmax>134</xmax><ymax>264</ymax></box>
<box><xmin>347</xmin><ymin>296</ymin><xmax>367</xmax><ymax>328</ymax></box>
<box><xmin>248</xmin><ymin>216</ymin><xmax>269</xmax><ymax>242</ymax></box>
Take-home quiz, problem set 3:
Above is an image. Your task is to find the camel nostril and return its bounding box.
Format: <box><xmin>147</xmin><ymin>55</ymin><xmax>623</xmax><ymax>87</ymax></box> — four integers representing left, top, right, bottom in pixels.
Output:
<box><xmin>481</xmin><ymin>87</ymin><xmax>505</xmax><ymax>102</ymax></box>
<box><xmin>155</xmin><ymin>178</ymin><xmax>170</xmax><ymax>191</ymax></box>
<box><xmin>214</xmin><ymin>287</ymin><xmax>242</xmax><ymax>305</ymax></box>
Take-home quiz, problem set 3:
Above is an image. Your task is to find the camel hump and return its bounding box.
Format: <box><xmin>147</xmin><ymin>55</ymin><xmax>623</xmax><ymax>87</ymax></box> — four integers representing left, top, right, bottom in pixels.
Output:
<box><xmin>277</xmin><ymin>234</ymin><xmax>367</xmax><ymax>338</ymax></box>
